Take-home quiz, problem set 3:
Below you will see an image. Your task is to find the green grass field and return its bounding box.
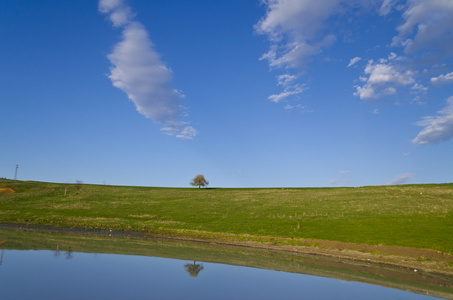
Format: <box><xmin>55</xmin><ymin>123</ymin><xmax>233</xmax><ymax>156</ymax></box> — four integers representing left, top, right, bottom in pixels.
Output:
<box><xmin>1</xmin><ymin>179</ymin><xmax>452</xmax><ymax>253</ymax></box>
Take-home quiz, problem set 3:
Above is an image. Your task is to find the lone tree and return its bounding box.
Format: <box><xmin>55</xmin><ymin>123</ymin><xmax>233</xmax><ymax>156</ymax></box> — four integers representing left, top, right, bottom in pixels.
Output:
<box><xmin>190</xmin><ymin>175</ymin><xmax>209</xmax><ymax>189</ymax></box>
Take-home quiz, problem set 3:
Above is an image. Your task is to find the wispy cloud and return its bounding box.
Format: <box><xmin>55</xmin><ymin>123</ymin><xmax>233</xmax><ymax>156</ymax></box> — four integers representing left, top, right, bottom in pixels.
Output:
<box><xmin>388</xmin><ymin>173</ymin><xmax>415</xmax><ymax>185</ymax></box>
<box><xmin>411</xmin><ymin>83</ymin><xmax>428</xmax><ymax>93</ymax></box>
<box><xmin>391</xmin><ymin>0</ymin><xmax>453</xmax><ymax>59</ymax></box>
<box><xmin>255</xmin><ymin>0</ymin><xmax>342</xmax><ymax>104</ymax></box>
<box><xmin>378</xmin><ymin>0</ymin><xmax>399</xmax><ymax>16</ymax></box>
<box><xmin>99</xmin><ymin>0</ymin><xmax>197</xmax><ymax>139</ymax></box>
<box><xmin>175</xmin><ymin>126</ymin><xmax>198</xmax><ymax>140</ymax></box>
<box><xmin>255</xmin><ymin>0</ymin><xmax>339</xmax><ymax>70</ymax></box>
<box><xmin>99</xmin><ymin>0</ymin><xmax>134</xmax><ymax>27</ymax></box>
<box><xmin>431</xmin><ymin>72</ymin><xmax>453</xmax><ymax>86</ymax></box>
<box><xmin>255</xmin><ymin>0</ymin><xmax>404</xmax><ymax>72</ymax></box>
<box><xmin>347</xmin><ymin>56</ymin><xmax>361</xmax><ymax>68</ymax></box>
<box><xmin>412</xmin><ymin>96</ymin><xmax>453</xmax><ymax>145</ymax></box>
<box><xmin>268</xmin><ymin>74</ymin><xmax>305</xmax><ymax>103</ymax></box>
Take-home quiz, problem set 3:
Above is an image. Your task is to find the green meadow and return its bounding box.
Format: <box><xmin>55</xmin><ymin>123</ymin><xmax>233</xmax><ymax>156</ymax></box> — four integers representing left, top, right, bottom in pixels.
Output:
<box><xmin>0</xmin><ymin>179</ymin><xmax>452</xmax><ymax>254</ymax></box>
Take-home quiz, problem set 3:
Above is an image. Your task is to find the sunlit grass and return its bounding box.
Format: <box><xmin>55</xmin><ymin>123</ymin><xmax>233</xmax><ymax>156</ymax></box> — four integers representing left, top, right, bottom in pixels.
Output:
<box><xmin>0</xmin><ymin>179</ymin><xmax>452</xmax><ymax>253</ymax></box>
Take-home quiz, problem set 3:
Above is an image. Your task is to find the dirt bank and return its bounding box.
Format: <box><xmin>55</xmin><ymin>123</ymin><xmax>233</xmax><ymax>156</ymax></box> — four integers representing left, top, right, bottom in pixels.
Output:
<box><xmin>1</xmin><ymin>223</ymin><xmax>452</xmax><ymax>278</ymax></box>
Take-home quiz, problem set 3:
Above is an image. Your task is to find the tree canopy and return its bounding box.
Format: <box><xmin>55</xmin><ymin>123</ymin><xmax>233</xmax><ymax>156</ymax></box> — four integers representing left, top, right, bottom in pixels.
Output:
<box><xmin>190</xmin><ymin>175</ymin><xmax>209</xmax><ymax>189</ymax></box>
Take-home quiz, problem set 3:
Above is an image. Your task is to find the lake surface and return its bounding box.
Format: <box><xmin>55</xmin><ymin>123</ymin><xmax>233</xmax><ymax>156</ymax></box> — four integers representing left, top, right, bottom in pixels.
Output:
<box><xmin>0</xmin><ymin>248</ymin><xmax>443</xmax><ymax>300</ymax></box>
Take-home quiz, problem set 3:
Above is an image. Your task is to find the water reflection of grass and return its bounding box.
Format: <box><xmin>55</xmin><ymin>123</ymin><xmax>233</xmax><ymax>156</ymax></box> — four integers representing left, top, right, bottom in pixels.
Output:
<box><xmin>0</xmin><ymin>179</ymin><xmax>452</xmax><ymax>255</ymax></box>
<box><xmin>0</xmin><ymin>228</ymin><xmax>452</xmax><ymax>299</ymax></box>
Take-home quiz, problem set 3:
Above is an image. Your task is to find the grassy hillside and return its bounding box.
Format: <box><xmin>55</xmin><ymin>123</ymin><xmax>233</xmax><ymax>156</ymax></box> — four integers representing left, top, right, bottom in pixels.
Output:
<box><xmin>1</xmin><ymin>179</ymin><xmax>452</xmax><ymax>253</ymax></box>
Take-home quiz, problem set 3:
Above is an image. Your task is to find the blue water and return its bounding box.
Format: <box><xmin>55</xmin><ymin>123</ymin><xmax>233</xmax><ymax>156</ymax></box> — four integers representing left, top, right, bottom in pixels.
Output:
<box><xmin>0</xmin><ymin>250</ymin><xmax>441</xmax><ymax>300</ymax></box>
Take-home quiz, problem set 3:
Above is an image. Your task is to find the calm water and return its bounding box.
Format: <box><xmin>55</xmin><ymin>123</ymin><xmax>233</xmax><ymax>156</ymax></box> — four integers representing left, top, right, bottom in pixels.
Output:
<box><xmin>0</xmin><ymin>249</ymin><xmax>442</xmax><ymax>300</ymax></box>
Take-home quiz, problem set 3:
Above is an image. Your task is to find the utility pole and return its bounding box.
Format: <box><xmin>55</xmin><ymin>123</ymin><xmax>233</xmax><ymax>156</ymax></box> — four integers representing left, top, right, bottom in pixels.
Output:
<box><xmin>14</xmin><ymin>164</ymin><xmax>18</xmax><ymax>180</ymax></box>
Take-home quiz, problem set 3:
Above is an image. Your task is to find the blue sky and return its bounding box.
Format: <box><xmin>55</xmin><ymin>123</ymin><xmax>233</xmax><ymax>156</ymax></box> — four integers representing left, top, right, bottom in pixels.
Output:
<box><xmin>1</xmin><ymin>0</ymin><xmax>452</xmax><ymax>187</ymax></box>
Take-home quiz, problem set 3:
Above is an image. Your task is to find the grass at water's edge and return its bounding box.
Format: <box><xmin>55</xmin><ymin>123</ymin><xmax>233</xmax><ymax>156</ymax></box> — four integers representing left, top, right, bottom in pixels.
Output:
<box><xmin>1</xmin><ymin>227</ymin><xmax>453</xmax><ymax>299</ymax></box>
<box><xmin>0</xmin><ymin>179</ymin><xmax>452</xmax><ymax>255</ymax></box>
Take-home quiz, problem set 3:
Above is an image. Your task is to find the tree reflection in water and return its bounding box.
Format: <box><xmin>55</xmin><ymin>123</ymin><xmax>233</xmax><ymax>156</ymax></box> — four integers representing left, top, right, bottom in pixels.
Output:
<box><xmin>65</xmin><ymin>247</ymin><xmax>73</xmax><ymax>260</ymax></box>
<box><xmin>184</xmin><ymin>260</ymin><xmax>204</xmax><ymax>277</ymax></box>
<box><xmin>54</xmin><ymin>245</ymin><xmax>60</xmax><ymax>257</ymax></box>
<box><xmin>53</xmin><ymin>245</ymin><xmax>73</xmax><ymax>260</ymax></box>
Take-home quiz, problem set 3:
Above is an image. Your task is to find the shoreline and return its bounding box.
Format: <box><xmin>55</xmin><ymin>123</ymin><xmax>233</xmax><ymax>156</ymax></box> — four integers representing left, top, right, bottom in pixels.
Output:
<box><xmin>1</xmin><ymin>223</ymin><xmax>452</xmax><ymax>277</ymax></box>
<box><xmin>2</xmin><ymin>225</ymin><xmax>453</xmax><ymax>299</ymax></box>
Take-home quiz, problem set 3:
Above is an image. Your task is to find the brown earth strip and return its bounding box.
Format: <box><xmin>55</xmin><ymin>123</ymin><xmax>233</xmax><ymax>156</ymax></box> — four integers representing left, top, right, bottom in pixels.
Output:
<box><xmin>1</xmin><ymin>223</ymin><xmax>453</xmax><ymax>277</ymax></box>
<box><xmin>299</xmin><ymin>238</ymin><xmax>453</xmax><ymax>262</ymax></box>
<box><xmin>135</xmin><ymin>228</ymin><xmax>453</xmax><ymax>277</ymax></box>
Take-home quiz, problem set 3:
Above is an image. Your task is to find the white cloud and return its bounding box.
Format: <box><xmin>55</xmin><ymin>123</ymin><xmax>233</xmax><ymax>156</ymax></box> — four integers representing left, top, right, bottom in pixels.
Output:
<box><xmin>387</xmin><ymin>52</ymin><xmax>398</xmax><ymax>61</ymax></box>
<box><xmin>379</xmin><ymin>0</ymin><xmax>399</xmax><ymax>16</ymax></box>
<box><xmin>412</xmin><ymin>96</ymin><xmax>453</xmax><ymax>145</ymax></box>
<box><xmin>411</xmin><ymin>83</ymin><xmax>428</xmax><ymax>93</ymax></box>
<box><xmin>268</xmin><ymin>90</ymin><xmax>298</xmax><ymax>103</ymax></box>
<box><xmin>175</xmin><ymin>126</ymin><xmax>198</xmax><ymax>140</ymax></box>
<box><xmin>257</xmin><ymin>0</ymin><xmax>453</xmax><ymax>111</ymax></box>
<box><xmin>99</xmin><ymin>0</ymin><xmax>197</xmax><ymax>139</ymax></box>
<box><xmin>107</xmin><ymin>23</ymin><xmax>177</xmax><ymax>122</ymax></box>
<box><xmin>255</xmin><ymin>1</ymin><xmax>398</xmax><ymax>71</ymax></box>
<box><xmin>256</xmin><ymin>0</ymin><xmax>344</xmax><ymax>104</ymax></box>
<box><xmin>99</xmin><ymin>0</ymin><xmax>134</xmax><ymax>27</ymax></box>
<box><xmin>388</xmin><ymin>173</ymin><xmax>415</xmax><ymax>185</ymax></box>
<box><xmin>256</xmin><ymin>0</ymin><xmax>409</xmax><ymax>70</ymax></box>
<box><xmin>277</xmin><ymin>74</ymin><xmax>298</xmax><ymax>85</ymax></box>
<box><xmin>268</xmin><ymin>73</ymin><xmax>305</xmax><ymax>103</ymax></box>
<box><xmin>284</xmin><ymin>104</ymin><xmax>312</xmax><ymax>113</ymax></box>
<box><xmin>431</xmin><ymin>72</ymin><xmax>453</xmax><ymax>85</ymax></box>
<box><xmin>347</xmin><ymin>56</ymin><xmax>361</xmax><ymax>68</ymax></box>
<box><xmin>392</xmin><ymin>0</ymin><xmax>453</xmax><ymax>58</ymax></box>
<box><xmin>352</xmin><ymin>2</ymin><xmax>453</xmax><ymax>102</ymax></box>
<box><xmin>255</xmin><ymin>0</ymin><xmax>341</xmax><ymax>69</ymax></box>
<box><xmin>354</xmin><ymin>56</ymin><xmax>415</xmax><ymax>100</ymax></box>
